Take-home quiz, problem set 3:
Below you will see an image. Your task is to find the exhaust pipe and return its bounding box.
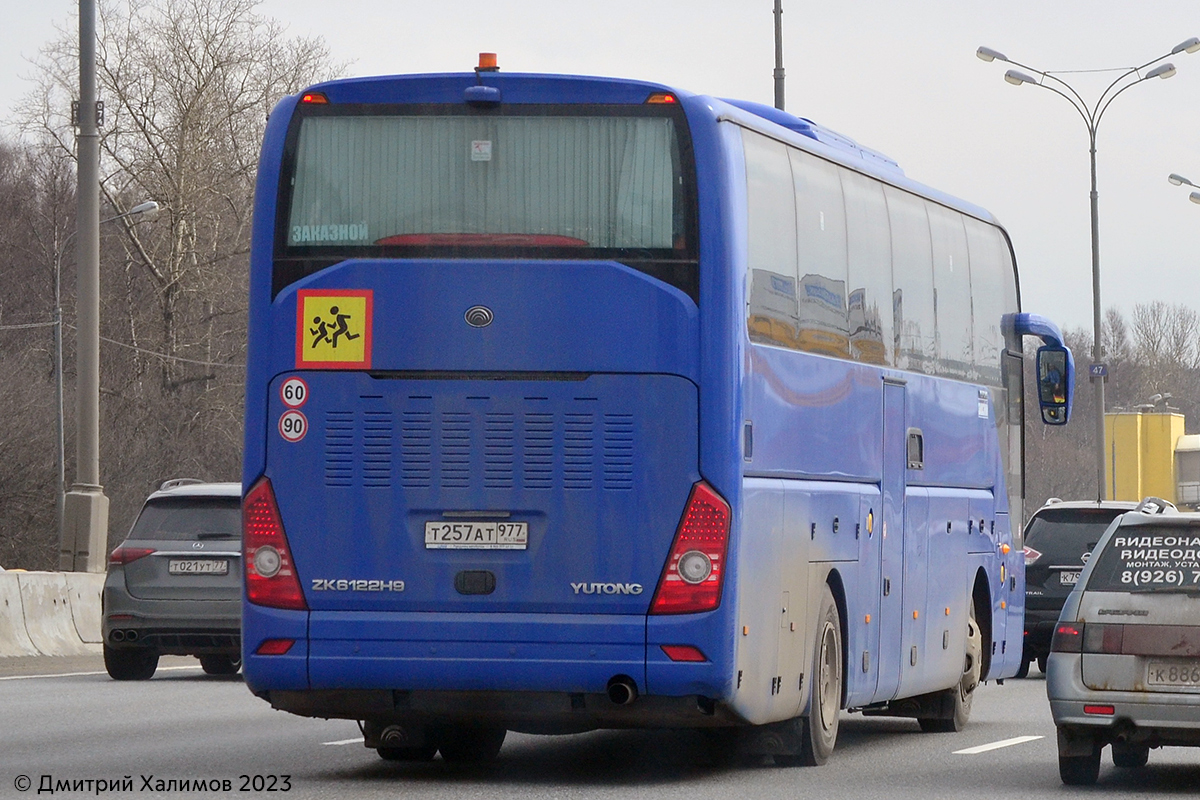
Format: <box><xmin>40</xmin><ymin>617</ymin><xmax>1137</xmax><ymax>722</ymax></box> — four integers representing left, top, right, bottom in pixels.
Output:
<box><xmin>606</xmin><ymin>675</ymin><xmax>639</xmax><ymax>705</ymax></box>
<box><xmin>124</xmin><ymin>630</ymin><xmax>139</xmax><ymax>642</ymax></box>
<box><xmin>110</xmin><ymin>630</ymin><xmax>125</xmax><ymax>642</ymax></box>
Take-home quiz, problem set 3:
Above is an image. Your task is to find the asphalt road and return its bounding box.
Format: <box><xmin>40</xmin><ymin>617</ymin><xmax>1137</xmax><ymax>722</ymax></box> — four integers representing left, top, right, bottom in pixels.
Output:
<box><xmin>1</xmin><ymin>656</ymin><xmax>1198</xmax><ymax>799</ymax></box>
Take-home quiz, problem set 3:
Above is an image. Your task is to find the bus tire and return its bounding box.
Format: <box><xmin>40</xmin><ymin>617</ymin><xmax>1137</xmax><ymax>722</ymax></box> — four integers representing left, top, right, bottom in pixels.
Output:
<box><xmin>798</xmin><ymin>585</ymin><xmax>842</xmax><ymax>766</ymax></box>
<box><xmin>432</xmin><ymin>725</ymin><xmax>506</xmax><ymax>764</ymax></box>
<box><xmin>918</xmin><ymin>597</ymin><xmax>981</xmax><ymax>733</ymax></box>
<box><xmin>199</xmin><ymin>654</ymin><xmax>241</xmax><ymax>675</ymax></box>
<box><xmin>378</xmin><ymin>744</ymin><xmax>437</xmax><ymax>762</ymax></box>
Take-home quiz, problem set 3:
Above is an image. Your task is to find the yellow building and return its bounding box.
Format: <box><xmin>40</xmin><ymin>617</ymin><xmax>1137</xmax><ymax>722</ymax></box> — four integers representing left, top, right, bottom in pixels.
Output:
<box><xmin>1104</xmin><ymin>410</ymin><xmax>1185</xmax><ymax>503</ymax></box>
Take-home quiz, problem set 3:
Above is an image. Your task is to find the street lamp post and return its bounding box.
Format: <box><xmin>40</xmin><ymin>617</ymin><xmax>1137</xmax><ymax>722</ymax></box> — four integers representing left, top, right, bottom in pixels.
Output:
<box><xmin>1168</xmin><ymin>173</ymin><xmax>1200</xmax><ymax>205</ymax></box>
<box><xmin>773</xmin><ymin>0</ymin><xmax>785</xmax><ymax>111</ymax></box>
<box><xmin>53</xmin><ymin>201</ymin><xmax>158</xmax><ymax>563</ymax></box>
<box><xmin>978</xmin><ymin>37</ymin><xmax>1199</xmax><ymax>503</ymax></box>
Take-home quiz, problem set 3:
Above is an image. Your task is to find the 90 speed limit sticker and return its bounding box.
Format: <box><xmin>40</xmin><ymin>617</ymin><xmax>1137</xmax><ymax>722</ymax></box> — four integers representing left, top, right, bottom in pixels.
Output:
<box><xmin>278</xmin><ymin>409</ymin><xmax>308</xmax><ymax>443</ymax></box>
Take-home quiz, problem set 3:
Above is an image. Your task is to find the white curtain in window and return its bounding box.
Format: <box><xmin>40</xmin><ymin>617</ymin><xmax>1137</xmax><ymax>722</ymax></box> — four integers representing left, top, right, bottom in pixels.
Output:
<box><xmin>289</xmin><ymin>116</ymin><xmax>677</xmax><ymax>248</ymax></box>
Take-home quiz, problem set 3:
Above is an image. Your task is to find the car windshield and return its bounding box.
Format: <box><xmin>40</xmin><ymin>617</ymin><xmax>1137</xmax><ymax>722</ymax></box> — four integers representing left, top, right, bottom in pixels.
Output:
<box><xmin>1025</xmin><ymin>507</ymin><xmax>1127</xmax><ymax>564</ymax></box>
<box><xmin>1086</xmin><ymin>523</ymin><xmax>1200</xmax><ymax>592</ymax></box>
<box><xmin>127</xmin><ymin>497</ymin><xmax>241</xmax><ymax>542</ymax></box>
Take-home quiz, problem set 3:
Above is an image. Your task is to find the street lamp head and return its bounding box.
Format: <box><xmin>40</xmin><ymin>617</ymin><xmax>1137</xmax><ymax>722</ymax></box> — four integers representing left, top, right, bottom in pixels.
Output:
<box><xmin>1171</xmin><ymin>36</ymin><xmax>1200</xmax><ymax>55</ymax></box>
<box><xmin>1004</xmin><ymin>69</ymin><xmax>1038</xmax><ymax>86</ymax></box>
<box><xmin>976</xmin><ymin>46</ymin><xmax>1008</xmax><ymax>63</ymax></box>
<box><xmin>1168</xmin><ymin>173</ymin><xmax>1196</xmax><ymax>187</ymax></box>
<box><xmin>127</xmin><ymin>200</ymin><xmax>160</xmax><ymax>220</ymax></box>
<box><xmin>1146</xmin><ymin>63</ymin><xmax>1177</xmax><ymax>80</ymax></box>
<box><xmin>1191</xmin><ymin>191</ymin><xmax>1200</xmax><ymax>205</ymax></box>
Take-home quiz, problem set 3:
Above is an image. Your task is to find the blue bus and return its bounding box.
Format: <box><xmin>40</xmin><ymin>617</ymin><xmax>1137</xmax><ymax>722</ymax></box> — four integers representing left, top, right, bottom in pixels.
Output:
<box><xmin>241</xmin><ymin>58</ymin><xmax>1074</xmax><ymax>765</ymax></box>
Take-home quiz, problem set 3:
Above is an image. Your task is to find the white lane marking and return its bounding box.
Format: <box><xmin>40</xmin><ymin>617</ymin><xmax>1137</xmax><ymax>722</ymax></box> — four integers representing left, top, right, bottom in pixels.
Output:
<box><xmin>322</xmin><ymin>738</ymin><xmax>364</xmax><ymax>746</ymax></box>
<box><xmin>954</xmin><ymin>735</ymin><xmax>1044</xmax><ymax>755</ymax></box>
<box><xmin>0</xmin><ymin>665</ymin><xmax>202</xmax><ymax>682</ymax></box>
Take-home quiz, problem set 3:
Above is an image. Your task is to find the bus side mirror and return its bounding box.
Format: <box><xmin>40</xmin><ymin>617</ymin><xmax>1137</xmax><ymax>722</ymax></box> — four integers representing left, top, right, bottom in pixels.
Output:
<box><xmin>1036</xmin><ymin>345</ymin><xmax>1071</xmax><ymax>425</ymax></box>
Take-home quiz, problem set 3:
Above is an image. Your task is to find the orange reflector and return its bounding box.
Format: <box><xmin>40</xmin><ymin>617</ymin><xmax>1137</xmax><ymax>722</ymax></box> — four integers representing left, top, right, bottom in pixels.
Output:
<box><xmin>742</xmin><ymin>626</ymin><xmax>749</xmax><ymax>636</ymax></box>
<box><xmin>1001</xmin><ymin>600</ymin><xmax>1007</xmax><ymax>609</ymax></box>
<box><xmin>865</xmin><ymin>614</ymin><xmax>871</xmax><ymax>624</ymax></box>
<box><xmin>913</xmin><ymin>610</ymin><xmax>919</xmax><ymax>619</ymax></box>
<box><xmin>661</xmin><ymin>645</ymin><xmax>707</xmax><ymax>662</ymax></box>
<box><xmin>301</xmin><ymin>92</ymin><xmax>329</xmax><ymax>104</ymax></box>
<box><xmin>478</xmin><ymin>52</ymin><xmax>499</xmax><ymax>71</ymax></box>
<box><xmin>1084</xmin><ymin>705</ymin><xmax>1115</xmax><ymax>716</ymax></box>
<box><xmin>646</xmin><ymin>92</ymin><xmax>678</xmax><ymax>104</ymax></box>
<box><xmin>256</xmin><ymin>639</ymin><xmax>295</xmax><ymax>655</ymax></box>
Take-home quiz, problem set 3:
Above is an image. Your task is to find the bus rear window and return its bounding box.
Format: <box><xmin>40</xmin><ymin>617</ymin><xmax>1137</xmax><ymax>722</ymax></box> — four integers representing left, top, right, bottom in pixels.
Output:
<box><xmin>275</xmin><ymin>105</ymin><xmax>697</xmax><ymax>298</ymax></box>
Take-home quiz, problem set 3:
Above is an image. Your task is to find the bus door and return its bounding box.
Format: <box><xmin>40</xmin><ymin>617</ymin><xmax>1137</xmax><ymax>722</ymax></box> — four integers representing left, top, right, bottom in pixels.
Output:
<box><xmin>875</xmin><ymin>377</ymin><xmax>907</xmax><ymax>701</ymax></box>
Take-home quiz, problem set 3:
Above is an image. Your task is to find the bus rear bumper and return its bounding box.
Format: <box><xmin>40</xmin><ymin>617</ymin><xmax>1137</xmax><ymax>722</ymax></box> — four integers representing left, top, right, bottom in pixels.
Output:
<box><xmin>243</xmin><ymin>609</ymin><xmax>736</xmax><ymax>725</ymax></box>
<box><xmin>263</xmin><ymin>687</ymin><xmax>742</xmax><ymax>732</ymax></box>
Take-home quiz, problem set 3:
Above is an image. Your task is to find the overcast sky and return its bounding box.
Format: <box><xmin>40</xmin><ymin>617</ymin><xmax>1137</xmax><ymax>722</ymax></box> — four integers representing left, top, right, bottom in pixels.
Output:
<box><xmin>3</xmin><ymin>1</ymin><xmax>1198</xmax><ymax>341</ymax></box>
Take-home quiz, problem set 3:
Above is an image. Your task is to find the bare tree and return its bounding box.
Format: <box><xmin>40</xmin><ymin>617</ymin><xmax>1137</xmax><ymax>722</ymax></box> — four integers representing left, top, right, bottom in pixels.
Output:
<box><xmin>10</xmin><ymin>0</ymin><xmax>341</xmax><ymax>551</ymax></box>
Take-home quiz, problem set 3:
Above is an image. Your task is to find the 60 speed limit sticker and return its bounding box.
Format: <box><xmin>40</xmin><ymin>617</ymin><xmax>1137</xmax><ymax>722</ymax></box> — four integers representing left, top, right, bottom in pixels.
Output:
<box><xmin>278</xmin><ymin>409</ymin><xmax>308</xmax><ymax>442</ymax></box>
<box><xmin>280</xmin><ymin>376</ymin><xmax>309</xmax><ymax>408</ymax></box>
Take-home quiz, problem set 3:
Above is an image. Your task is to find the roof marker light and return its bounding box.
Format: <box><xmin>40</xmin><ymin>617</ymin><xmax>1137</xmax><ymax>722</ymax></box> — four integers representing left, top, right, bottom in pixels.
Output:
<box><xmin>646</xmin><ymin>92</ymin><xmax>678</xmax><ymax>104</ymax></box>
<box><xmin>301</xmin><ymin>92</ymin><xmax>329</xmax><ymax>104</ymax></box>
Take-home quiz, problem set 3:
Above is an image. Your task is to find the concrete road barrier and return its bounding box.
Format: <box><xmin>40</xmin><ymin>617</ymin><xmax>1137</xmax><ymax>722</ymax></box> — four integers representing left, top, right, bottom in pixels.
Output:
<box><xmin>0</xmin><ymin>572</ymin><xmax>104</xmax><ymax>657</ymax></box>
<box><xmin>65</xmin><ymin>572</ymin><xmax>104</xmax><ymax>644</ymax></box>
<box><xmin>0</xmin><ymin>574</ymin><xmax>39</xmax><ymax>656</ymax></box>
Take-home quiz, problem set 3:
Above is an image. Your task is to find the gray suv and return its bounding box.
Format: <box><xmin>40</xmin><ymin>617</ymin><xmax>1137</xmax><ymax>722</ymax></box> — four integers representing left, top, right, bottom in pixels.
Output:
<box><xmin>102</xmin><ymin>480</ymin><xmax>243</xmax><ymax>680</ymax></box>
<box><xmin>1047</xmin><ymin>498</ymin><xmax>1200</xmax><ymax>784</ymax></box>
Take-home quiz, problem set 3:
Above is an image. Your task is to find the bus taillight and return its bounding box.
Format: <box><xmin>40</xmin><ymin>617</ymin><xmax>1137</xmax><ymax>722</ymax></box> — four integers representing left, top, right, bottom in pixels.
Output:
<box><xmin>243</xmin><ymin>477</ymin><xmax>307</xmax><ymax>610</ymax></box>
<box><xmin>649</xmin><ymin>482</ymin><xmax>730</xmax><ymax>615</ymax></box>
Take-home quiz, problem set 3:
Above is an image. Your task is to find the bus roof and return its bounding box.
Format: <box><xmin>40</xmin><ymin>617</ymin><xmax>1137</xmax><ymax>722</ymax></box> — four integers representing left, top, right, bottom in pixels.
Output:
<box><xmin>291</xmin><ymin>70</ymin><xmax>1002</xmax><ymax>229</ymax></box>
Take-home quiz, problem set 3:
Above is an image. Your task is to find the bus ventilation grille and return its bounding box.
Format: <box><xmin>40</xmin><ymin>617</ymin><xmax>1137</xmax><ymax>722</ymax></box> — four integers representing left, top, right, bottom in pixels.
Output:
<box><xmin>321</xmin><ymin>405</ymin><xmax>635</xmax><ymax>492</ymax></box>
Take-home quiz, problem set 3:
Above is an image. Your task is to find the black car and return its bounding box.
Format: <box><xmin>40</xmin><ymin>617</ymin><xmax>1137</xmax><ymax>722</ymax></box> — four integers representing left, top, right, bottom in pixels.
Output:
<box><xmin>102</xmin><ymin>479</ymin><xmax>243</xmax><ymax>680</ymax></box>
<box><xmin>1019</xmin><ymin>499</ymin><xmax>1136</xmax><ymax>677</ymax></box>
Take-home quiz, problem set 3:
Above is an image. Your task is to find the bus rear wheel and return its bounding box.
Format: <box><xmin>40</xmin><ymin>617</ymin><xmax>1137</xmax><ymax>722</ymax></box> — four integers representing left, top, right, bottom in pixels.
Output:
<box><xmin>918</xmin><ymin>597</ymin><xmax>981</xmax><ymax>733</ymax></box>
<box><xmin>377</xmin><ymin>744</ymin><xmax>437</xmax><ymax>762</ymax></box>
<box><xmin>431</xmin><ymin>725</ymin><xmax>506</xmax><ymax>764</ymax></box>
<box><xmin>796</xmin><ymin>585</ymin><xmax>842</xmax><ymax>765</ymax></box>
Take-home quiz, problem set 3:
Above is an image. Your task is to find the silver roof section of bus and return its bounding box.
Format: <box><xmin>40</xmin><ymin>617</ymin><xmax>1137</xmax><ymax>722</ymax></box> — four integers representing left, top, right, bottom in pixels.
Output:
<box><xmin>705</xmin><ymin>96</ymin><xmax>1002</xmax><ymax>229</ymax></box>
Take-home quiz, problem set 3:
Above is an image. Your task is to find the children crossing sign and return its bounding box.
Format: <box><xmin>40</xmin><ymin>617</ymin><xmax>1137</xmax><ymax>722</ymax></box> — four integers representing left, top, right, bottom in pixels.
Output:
<box><xmin>295</xmin><ymin>289</ymin><xmax>373</xmax><ymax>369</ymax></box>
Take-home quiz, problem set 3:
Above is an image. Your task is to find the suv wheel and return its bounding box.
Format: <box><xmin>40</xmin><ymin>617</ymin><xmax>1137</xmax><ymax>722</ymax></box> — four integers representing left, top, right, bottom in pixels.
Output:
<box><xmin>199</xmin><ymin>654</ymin><xmax>242</xmax><ymax>675</ymax></box>
<box><xmin>104</xmin><ymin>644</ymin><xmax>159</xmax><ymax>681</ymax></box>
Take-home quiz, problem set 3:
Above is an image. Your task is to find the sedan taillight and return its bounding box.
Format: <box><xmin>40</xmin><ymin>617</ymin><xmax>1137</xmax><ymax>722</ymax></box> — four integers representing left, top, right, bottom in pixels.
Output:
<box><xmin>1051</xmin><ymin>622</ymin><xmax>1084</xmax><ymax>653</ymax></box>
<box><xmin>108</xmin><ymin>546</ymin><xmax>155</xmax><ymax>565</ymax></box>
